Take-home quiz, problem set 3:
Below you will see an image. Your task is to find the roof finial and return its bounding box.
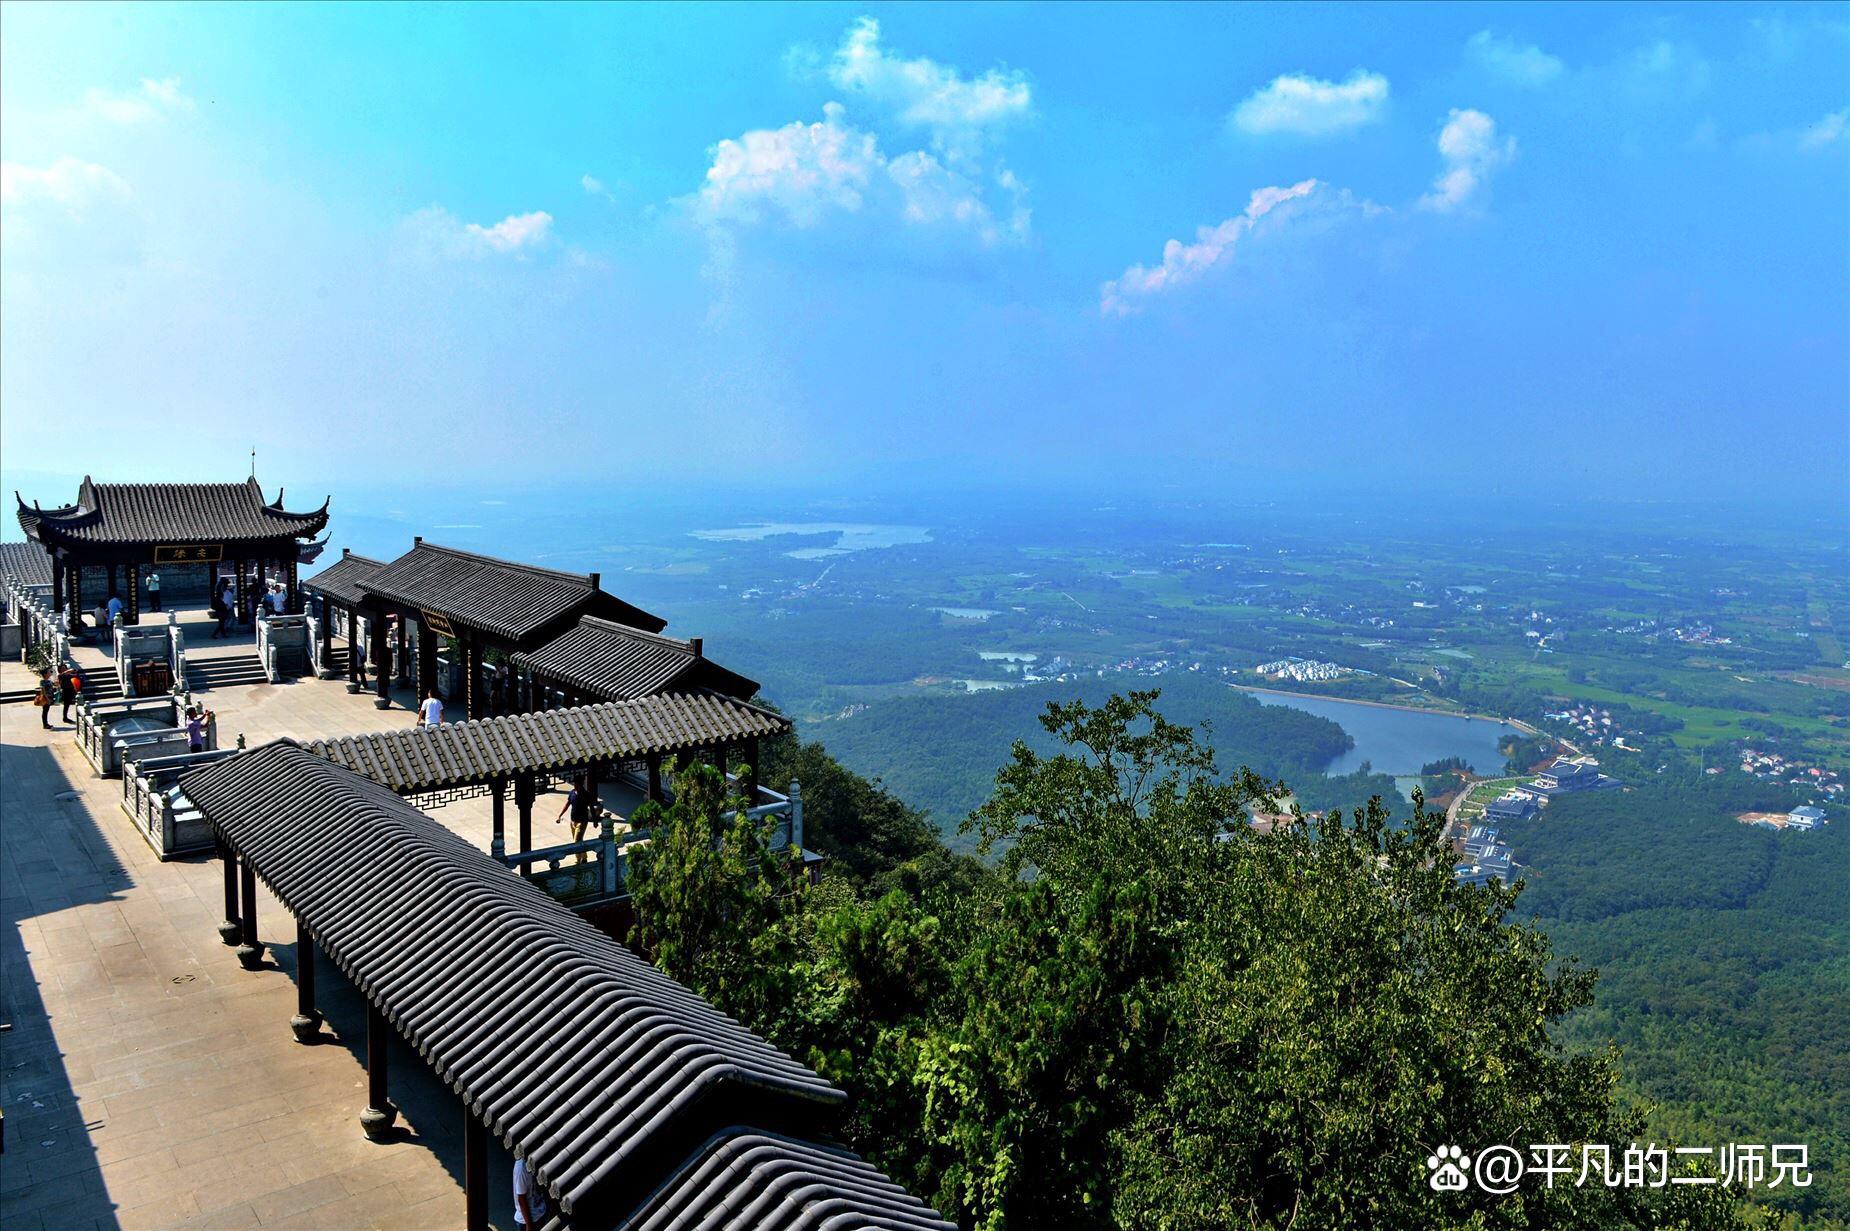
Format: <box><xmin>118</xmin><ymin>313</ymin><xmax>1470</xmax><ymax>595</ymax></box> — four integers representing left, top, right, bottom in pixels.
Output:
<box><xmin>250</xmin><ymin>448</ymin><xmax>257</xmax><ymax>480</ymax></box>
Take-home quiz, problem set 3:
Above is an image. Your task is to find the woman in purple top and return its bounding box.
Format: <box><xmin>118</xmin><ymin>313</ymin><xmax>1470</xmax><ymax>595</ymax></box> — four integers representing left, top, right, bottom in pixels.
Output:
<box><xmin>187</xmin><ymin>708</ymin><xmax>211</xmax><ymax>753</ymax></box>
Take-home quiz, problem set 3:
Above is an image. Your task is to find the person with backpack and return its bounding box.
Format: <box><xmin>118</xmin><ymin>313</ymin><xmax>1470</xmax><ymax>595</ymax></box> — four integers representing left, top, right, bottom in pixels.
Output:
<box><xmin>57</xmin><ymin>665</ymin><xmax>80</xmax><ymax>723</ymax></box>
<box><xmin>34</xmin><ymin>669</ymin><xmax>55</xmax><ymax>730</ymax></box>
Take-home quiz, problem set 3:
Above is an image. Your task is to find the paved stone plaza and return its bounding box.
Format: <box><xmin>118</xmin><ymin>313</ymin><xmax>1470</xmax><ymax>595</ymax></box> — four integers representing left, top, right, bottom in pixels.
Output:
<box><xmin>1</xmin><ymin>610</ymin><xmax>556</xmax><ymax>1229</ymax></box>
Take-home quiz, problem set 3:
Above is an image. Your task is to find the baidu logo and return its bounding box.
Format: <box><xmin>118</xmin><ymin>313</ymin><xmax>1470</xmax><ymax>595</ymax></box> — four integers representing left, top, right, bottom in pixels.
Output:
<box><xmin>1426</xmin><ymin>1145</ymin><xmax>1469</xmax><ymax>1192</ymax></box>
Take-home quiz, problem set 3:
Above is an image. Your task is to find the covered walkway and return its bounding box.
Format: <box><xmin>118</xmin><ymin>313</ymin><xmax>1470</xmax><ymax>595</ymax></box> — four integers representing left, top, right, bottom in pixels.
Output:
<box><xmin>180</xmin><ymin>742</ymin><xmax>949</xmax><ymax>1231</ymax></box>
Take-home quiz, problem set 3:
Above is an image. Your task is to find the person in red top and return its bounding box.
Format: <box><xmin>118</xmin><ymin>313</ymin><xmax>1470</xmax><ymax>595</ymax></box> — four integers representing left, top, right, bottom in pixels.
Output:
<box><xmin>58</xmin><ymin>666</ymin><xmax>81</xmax><ymax>724</ymax></box>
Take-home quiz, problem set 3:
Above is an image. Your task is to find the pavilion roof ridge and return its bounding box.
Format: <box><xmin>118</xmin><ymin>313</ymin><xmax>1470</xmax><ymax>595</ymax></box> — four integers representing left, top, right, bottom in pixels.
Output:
<box><xmin>574</xmin><ymin>614</ymin><xmax>696</xmax><ymax>650</ymax></box>
<box><xmin>406</xmin><ymin>540</ymin><xmax>600</xmax><ymax>588</ymax></box>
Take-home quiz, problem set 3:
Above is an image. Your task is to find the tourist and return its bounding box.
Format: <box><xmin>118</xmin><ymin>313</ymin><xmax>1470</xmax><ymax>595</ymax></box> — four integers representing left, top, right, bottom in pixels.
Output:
<box><xmin>250</xmin><ymin>584</ymin><xmax>267</xmax><ymax>626</ymax></box>
<box><xmin>354</xmin><ymin>633</ymin><xmax>369</xmax><ymax>686</ymax></box>
<box><xmin>269</xmin><ymin>582</ymin><xmax>288</xmax><ymax>616</ymax></box>
<box><xmin>107</xmin><ymin>592</ymin><xmax>124</xmax><ymax>627</ymax></box>
<box><xmin>417</xmin><ymin>689</ymin><xmax>443</xmax><ymax>726</ymax></box>
<box><xmin>145</xmin><ymin>570</ymin><xmax>162</xmax><ymax>612</ymax></box>
<box><xmin>209</xmin><ymin>585</ymin><xmax>231</xmax><ymax>639</ymax></box>
<box><xmin>512</xmin><ymin>1155</ymin><xmax>548</xmax><ymax>1228</ymax></box>
<box><xmin>555</xmin><ymin>774</ymin><xmax>596</xmax><ymax>849</ymax></box>
<box><xmin>57</xmin><ymin>665</ymin><xmax>79</xmax><ymax>724</ymax></box>
<box><xmin>93</xmin><ymin>600</ymin><xmax>111</xmax><ymax>635</ymax></box>
<box><xmin>186</xmin><ymin>706</ymin><xmax>212</xmax><ymax>753</ymax></box>
<box><xmin>34</xmin><ymin>669</ymin><xmax>54</xmax><ymax>730</ymax></box>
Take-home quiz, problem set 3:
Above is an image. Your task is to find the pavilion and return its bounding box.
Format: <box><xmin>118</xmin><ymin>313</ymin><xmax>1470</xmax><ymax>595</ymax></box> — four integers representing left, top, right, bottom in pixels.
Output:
<box><xmin>301</xmin><ymin>691</ymin><xmax>795</xmax><ymax>856</ymax></box>
<box><xmin>515</xmin><ymin>615</ymin><xmax>760</xmax><ymax>708</ymax></box>
<box><xmin>347</xmin><ymin>538</ymin><xmax>665</xmax><ymax>718</ymax></box>
<box><xmin>15</xmin><ymin>476</ymin><xmax>329</xmax><ymax>626</ymax></box>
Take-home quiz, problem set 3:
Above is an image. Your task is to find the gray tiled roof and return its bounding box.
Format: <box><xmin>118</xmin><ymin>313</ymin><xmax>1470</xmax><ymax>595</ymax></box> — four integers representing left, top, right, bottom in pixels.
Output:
<box><xmin>301</xmin><ymin>550</ymin><xmax>388</xmax><ymax>607</ymax></box>
<box><xmin>178</xmin><ymin>741</ymin><xmax>846</xmax><ymax>1229</ymax></box>
<box><xmin>359</xmin><ymin>541</ymin><xmax>664</xmax><ymax>642</ymax></box>
<box><xmin>305</xmin><ymin>693</ymin><xmax>791</xmax><ymax>791</ymax></box>
<box><xmin>515</xmin><ymin>617</ymin><xmax>759</xmax><ymax>702</ymax></box>
<box><xmin>17</xmin><ymin>476</ymin><xmax>329</xmax><ymax>546</ymax></box>
<box><xmin>0</xmin><ymin>540</ymin><xmax>53</xmax><ymax>587</ymax></box>
<box><xmin>627</xmin><ymin>1130</ymin><xmax>956</xmax><ymax>1231</ymax></box>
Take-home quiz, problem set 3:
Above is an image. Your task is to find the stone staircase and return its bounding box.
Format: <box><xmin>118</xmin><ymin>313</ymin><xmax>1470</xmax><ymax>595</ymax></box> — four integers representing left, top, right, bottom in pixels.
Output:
<box><xmin>1</xmin><ymin>667</ymin><xmax>123</xmax><ymax>705</ymax></box>
<box><xmin>186</xmin><ymin>653</ymin><xmax>270</xmax><ymax>692</ymax></box>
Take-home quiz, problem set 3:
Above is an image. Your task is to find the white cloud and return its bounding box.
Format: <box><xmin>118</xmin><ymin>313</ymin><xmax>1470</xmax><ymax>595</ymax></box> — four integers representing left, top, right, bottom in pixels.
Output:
<box><xmin>399</xmin><ymin>206</ymin><xmax>554</xmax><ymax>259</ymax></box>
<box><xmin>695</xmin><ymin>103</ymin><xmax>882</xmax><ymax>229</ymax></box>
<box><xmin>1419</xmin><ymin>109</ymin><xmax>1515</xmax><ymax>213</ymax></box>
<box><xmin>582</xmin><ymin>174</ymin><xmax>616</xmax><ymax>201</ymax></box>
<box><xmin>1465</xmin><ymin>31</ymin><xmax>1564</xmax><ymax>86</ymax></box>
<box><xmin>1</xmin><ymin>157</ymin><xmax>133</xmax><ymax>208</ymax></box>
<box><xmin>690</xmin><ymin>101</ymin><xmax>1023</xmax><ymax>246</ymax></box>
<box><xmin>827</xmin><ymin>17</ymin><xmax>1030</xmax><ymax>158</ymax></box>
<box><xmin>1099</xmin><ymin>179</ymin><xmax>1320</xmax><ymax>316</ymax></box>
<box><xmin>1799</xmin><ymin>108</ymin><xmax>1848</xmax><ymax>149</ymax></box>
<box><xmin>1230</xmin><ymin>70</ymin><xmax>1388</xmax><ymax>137</ymax></box>
<box><xmin>84</xmin><ymin>77</ymin><xmax>194</xmax><ymax>124</ymax></box>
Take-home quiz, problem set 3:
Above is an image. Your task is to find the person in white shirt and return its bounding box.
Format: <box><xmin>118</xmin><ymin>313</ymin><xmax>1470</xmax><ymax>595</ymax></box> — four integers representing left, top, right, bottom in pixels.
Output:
<box><xmin>512</xmin><ymin>1156</ymin><xmax>548</xmax><ymax>1226</ymax></box>
<box><xmin>417</xmin><ymin>690</ymin><xmax>444</xmax><ymax>726</ymax></box>
<box><xmin>145</xmin><ymin>571</ymin><xmax>162</xmax><ymax>612</ymax></box>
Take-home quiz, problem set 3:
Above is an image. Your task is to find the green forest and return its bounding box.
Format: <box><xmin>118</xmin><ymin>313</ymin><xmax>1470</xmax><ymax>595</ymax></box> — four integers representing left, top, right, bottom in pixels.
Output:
<box><xmin>1500</xmin><ymin>776</ymin><xmax>1848</xmax><ymax>1228</ymax></box>
<box><xmin>622</xmin><ymin>690</ymin><xmax>1828</xmax><ymax>1230</ymax></box>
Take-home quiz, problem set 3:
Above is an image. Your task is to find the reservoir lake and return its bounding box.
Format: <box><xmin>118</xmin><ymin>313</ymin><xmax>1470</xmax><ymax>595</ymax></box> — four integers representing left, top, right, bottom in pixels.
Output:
<box><xmin>1248</xmin><ymin>691</ymin><xmax>1520</xmax><ymax>777</ymax></box>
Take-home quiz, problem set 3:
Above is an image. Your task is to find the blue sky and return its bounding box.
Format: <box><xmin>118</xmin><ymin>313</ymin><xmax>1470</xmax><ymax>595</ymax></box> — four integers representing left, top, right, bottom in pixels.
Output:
<box><xmin>2</xmin><ymin>2</ymin><xmax>1845</xmax><ymax>504</ymax></box>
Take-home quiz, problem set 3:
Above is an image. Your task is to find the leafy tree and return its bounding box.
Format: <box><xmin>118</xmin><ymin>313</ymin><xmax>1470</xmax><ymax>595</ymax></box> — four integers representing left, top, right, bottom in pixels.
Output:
<box><xmin>626</xmin><ymin>694</ymin><xmax>1762</xmax><ymax>1231</ymax></box>
<box><xmin>624</xmin><ymin>762</ymin><xmax>801</xmax><ymax>1033</ymax></box>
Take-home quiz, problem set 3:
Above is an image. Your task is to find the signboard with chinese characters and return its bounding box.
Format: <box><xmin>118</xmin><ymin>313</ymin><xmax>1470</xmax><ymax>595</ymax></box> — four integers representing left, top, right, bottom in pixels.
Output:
<box><xmin>421</xmin><ymin>610</ymin><xmax>456</xmax><ymax>637</ymax></box>
<box><xmin>154</xmin><ymin>544</ymin><xmax>224</xmax><ymax>564</ymax></box>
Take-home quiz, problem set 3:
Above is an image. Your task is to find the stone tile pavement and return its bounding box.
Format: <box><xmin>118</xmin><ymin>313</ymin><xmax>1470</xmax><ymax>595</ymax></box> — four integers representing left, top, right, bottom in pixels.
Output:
<box><xmin>1</xmin><ymin>664</ymin><xmax>539</xmax><ymax>1229</ymax></box>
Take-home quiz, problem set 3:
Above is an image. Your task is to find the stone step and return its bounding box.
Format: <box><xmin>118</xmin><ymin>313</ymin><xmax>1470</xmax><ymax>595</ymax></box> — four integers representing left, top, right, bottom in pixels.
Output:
<box><xmin>185</xmin><ymin>655</ymin><xmax>270</xmax><ymax>691</ymax></box>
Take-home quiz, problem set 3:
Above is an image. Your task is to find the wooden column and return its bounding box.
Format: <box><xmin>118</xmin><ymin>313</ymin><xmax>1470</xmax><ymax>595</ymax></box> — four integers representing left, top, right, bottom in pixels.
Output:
<box><xmin>417</xmin><ymin>619</ymin><xmax>438</xmax><ymax>700</ymax></box>
<box><xmin>360</xmin><ymin>1004</ymin><xmax>398</xmax><ymax>1140</ymax></box>
<box><xmin>51</xmin><ymin>553</ymin><xmax>64</xmax><ymax>615</ymax></box>
<box><xmin>464</xmin><ymin>1112</ymin><xmax>489</xmax><ymax>1231</ymax></box>
<box><xmin>234</xmin><ymin>559</ymin><xmax>247</xmax><ymax>622</ymax></box>
<box><xmin>371</xmin><ymin>611</ymin><xmax>390</xmax><ymax>709</ymax></box>
<box><xmin>217</xmin><ymin>841</ymin><xmax>242</xmax><ymax>945</ymax></box>
<box><xmin>346</xmin><ymin>606</ymin><xmax>362</xmax><ymax>685</ymax></box>
<box><xmin>237</xmin><ymin>862</ymin><xmax>265</xmax><ymax>969</ymax></box>
<box><xmin>290</xmin><ymin>919</ymin><xmax>322</xmax><ymax>1043</ymax></box>
<box><xmin>743</xmin><ymin>737</ymin><xmax>760</xmax><ymax>799</ymax></box>
<box><xmin>516</xmin><ymin>772</ymin><xmax>535</xmax><ymax>853</ymax></box>
<box><xmin>394</xmin><ymin>617</ymin><xmax>408</xmax><ymax>686</ymax></box>
<box><xmin>125</xmin><ymin>563</ymin><xmax>141</xmax><ymax>625</ymax></box>
<box><xmin>491</xmin><ymin>778</ymin><xmax>506</xmax><ymax>859</ymax></box>
<box><xmin>69</xmin><ymin>565</ymin><xmax>83</xmax><ymax>626</ymax></box>
<box><xmin>107</xmin><ymin>564</ymin><xmax>119</xmax><ymax>599</ymax></box>
<box><xmin>466</xmin><ymin>637</ymin><xmax>486</xmax><ymax>720</ymax></box>
<box><xmin>647</xmin><ymin>754</ymin><xmax>664</xmax><ymax>803</ymax></box>
<box><xmin>286</xmin><ymin>556</ymin><xmax>300</xmax><ymax>614</ymax></box>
